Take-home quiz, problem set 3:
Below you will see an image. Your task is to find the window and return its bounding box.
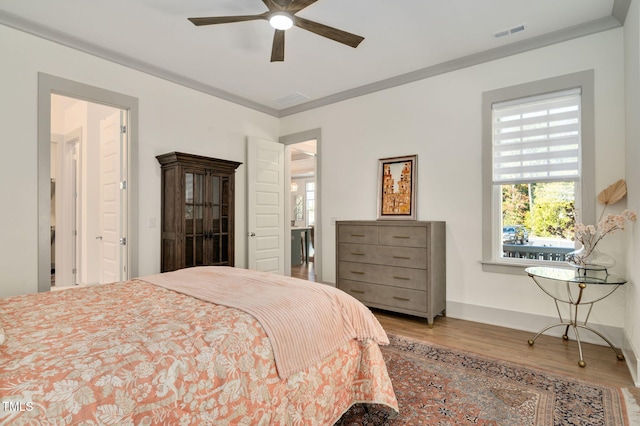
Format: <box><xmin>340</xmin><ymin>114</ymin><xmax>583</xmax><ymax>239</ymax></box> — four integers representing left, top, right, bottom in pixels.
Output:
<box><xmin>482</xmin><ymin>71</ymin><xmax>595</xmax><ymax>274</ymax></box>
<box><xmin>305</xmin><ymin>181</ymin><xmax>315</xmax><ymax>226</ymax></box>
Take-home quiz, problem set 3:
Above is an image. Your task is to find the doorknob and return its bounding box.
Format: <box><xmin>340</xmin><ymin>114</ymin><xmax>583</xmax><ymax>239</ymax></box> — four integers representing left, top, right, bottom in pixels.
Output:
<box><xmin>249</xmin><ymin>232</ymin><xmax>256</xmax><ymax>237</ymax></box>
<box><xmin>96</xmin><ymin>236</ymin><xmax>103</xmax><ymax>240</ymax></box>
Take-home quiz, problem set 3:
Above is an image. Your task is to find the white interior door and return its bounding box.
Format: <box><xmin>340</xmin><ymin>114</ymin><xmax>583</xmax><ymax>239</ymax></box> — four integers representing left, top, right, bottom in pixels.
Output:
<box><xmin>99</xmin><ymin>111</ymin><xmax>123</xmax><ymax>283</ymax></box>
<box><xmin>55</xmin><ymin>129</ymin><xmax>82</xmax><ymax>287</ymax></box>
<box><xmin>247</xmin><ymin>137</ymin><xmax>285</xmax><ymax>274</ymax></box>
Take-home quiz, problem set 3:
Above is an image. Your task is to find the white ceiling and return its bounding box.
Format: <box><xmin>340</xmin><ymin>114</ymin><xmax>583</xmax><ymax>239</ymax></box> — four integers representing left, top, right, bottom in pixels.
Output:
<box><xmin>0</xmin><ymin>0</ymin><xmax>627</xmax><ymax>117</ymax></box>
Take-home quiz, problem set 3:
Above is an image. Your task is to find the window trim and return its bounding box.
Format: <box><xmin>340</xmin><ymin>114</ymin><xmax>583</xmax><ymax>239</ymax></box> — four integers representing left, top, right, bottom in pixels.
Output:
<box><xmin>481</xmin><ymin>71</ymin><xmax>595</xmax><ymax>275</ymax></box>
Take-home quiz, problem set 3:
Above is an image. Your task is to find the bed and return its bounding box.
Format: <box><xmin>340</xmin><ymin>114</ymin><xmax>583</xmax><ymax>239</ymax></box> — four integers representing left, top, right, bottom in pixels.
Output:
<box><xmin>0</xmin><ymin>266</ymin><xmax>398</xmax><ymax>425</ymax></box>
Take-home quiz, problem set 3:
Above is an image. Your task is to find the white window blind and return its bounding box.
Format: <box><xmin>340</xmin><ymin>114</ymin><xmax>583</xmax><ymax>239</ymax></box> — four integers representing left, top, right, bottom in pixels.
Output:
<box><xmin>492</xmin><ymin>88</ymin><xmax>581</xmax><ymax>185</ymax></box>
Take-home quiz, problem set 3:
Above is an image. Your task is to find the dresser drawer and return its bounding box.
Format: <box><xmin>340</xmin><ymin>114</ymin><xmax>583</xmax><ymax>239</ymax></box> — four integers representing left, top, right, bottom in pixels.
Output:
<box><xmin>337</xmin><ymin>225</ymin><xmax>378</xmax><ymax>244</ymax></box>
<box><xmin>338</xmin><ymin>261</ymin><xmax>426</xmax><ymax>291</ymax></box>
<box><xmin>339</xmin><ymin>280</ymin><xmax>427</xmax><ymax>313</ymax></box>
<box><xmin>337</xmin><ymin>243</ymin><xmax>427</xmax><ymax>268</ymax></box>
<box><xmin>379</xmin><ymin>226</ymin><xmax>428</xmax><ymax>248</ymax></box>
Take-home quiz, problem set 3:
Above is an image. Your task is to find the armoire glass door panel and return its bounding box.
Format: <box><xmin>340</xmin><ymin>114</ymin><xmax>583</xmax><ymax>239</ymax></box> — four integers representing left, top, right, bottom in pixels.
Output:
<box><xmin>222</xmin><ymin>178</ymin><xmax>229</xmax><ymax>204</ymax></box>
<box><xmin>207</xmin><ymin>174</ymin><xmax>225</xmax><ymax>265</ymax></box>
<box><xmin>195</xmin><ymin>206</ymin><xmax>203</xmax><ymax>234</ymax></box>
<box><xmin>185</xmin><ymin>172</ymin><xmax>206</xmax><ymax>268</ymax></box>
<box><xmin>185</xmin><ymin>173</ymin><xmax>193</xmax><ymax>203</ymax></box>
<box><xmin>211</xmin><ymin>206</ymin><xmax>221</xmax><ymax>233</ymax></box>
<box><xmin>212</xmin><ymin>176</ymin><xmax>220</xmax><ymax>206</ymax></box>
<box><xmin>221</xmin><ymin>177</ymin><xmax>230</xmax><ymax>234</ymax></box>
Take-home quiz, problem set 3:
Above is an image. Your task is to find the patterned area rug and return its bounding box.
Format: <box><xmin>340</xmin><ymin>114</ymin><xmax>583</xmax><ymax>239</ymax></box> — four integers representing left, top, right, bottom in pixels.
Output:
<box><xmin>336</xmin><ymin>335</ymin><xmax>633</xmax><ymax>425</ymax></box>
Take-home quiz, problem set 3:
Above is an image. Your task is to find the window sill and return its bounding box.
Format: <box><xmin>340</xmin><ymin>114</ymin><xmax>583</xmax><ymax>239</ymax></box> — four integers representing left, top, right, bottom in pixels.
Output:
<box><xmin>481</xmin><ymin>259</ymin><xmax>568</xmax><ymax>276</ymax></box>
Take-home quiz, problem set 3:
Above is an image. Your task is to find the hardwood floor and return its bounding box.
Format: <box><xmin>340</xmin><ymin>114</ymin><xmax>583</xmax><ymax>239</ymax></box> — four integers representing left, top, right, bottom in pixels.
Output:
<box><xmin>290</xmin><ymin>268</ymin><xmax>640</xmax><ymax>401</ymax></box>
<box><xmin>375</xmin><ymin>310</ymin><xmax>640</xmax><ymax>401</ymax></box>
<box><xmin>291</xmin><ymin>261</ymin><xmax>316</xmax><ymax>282</ymax></box>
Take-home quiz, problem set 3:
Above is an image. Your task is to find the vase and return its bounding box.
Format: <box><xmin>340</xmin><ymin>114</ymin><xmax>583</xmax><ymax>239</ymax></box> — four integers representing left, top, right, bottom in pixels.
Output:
<box><xmin>566</xmin><ymin>243</ymin><xmax>616</xmax><ymax>271</ymax></box>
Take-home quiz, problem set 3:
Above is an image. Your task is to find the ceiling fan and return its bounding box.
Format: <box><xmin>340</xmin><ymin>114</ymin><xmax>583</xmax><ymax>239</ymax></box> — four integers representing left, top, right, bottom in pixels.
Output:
<box><xmin>188</xmin><ymin>0</ymin><xmax>364</xmax><ymax>62</ymax></box>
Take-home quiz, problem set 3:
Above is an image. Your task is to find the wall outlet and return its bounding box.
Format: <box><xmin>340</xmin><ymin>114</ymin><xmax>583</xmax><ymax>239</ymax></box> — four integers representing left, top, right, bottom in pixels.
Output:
<box><xmin>148</xmin><ymin>217</ymin><xmax>157</xmax><ymax>228</ymax></box>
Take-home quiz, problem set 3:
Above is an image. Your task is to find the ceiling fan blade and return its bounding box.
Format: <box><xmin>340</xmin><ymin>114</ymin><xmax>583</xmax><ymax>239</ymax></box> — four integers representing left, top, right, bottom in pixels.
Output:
<box><xmin>188</xmin><ymin>14</ymin><xmax>267</xmax><ymax>26</ymax></box>
<box><xmin>262</xmin><ymin>0</ymin><xmax>277</xmax><ymax>11</ymax></box>
<box><xmin>284</xmin><ymin>0</ymin><xmax>318</xmax><ymax>13</ymax></box>
<box><xmin>294</xmin><ymin>16</ymin><xmax>364</xmax><ymax>48</ymax></box>
<box><xmin>271</xmin><ymin>29</ymin><xmax>285</xmax><ymax>62</ymax></box>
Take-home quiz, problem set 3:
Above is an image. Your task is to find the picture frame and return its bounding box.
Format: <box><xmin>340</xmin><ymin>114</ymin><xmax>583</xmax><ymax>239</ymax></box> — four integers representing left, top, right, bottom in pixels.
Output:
<box><xmin>377</xmin><ymin>155</ymin><xmax>417</xmax><ymax>220</ymax></box>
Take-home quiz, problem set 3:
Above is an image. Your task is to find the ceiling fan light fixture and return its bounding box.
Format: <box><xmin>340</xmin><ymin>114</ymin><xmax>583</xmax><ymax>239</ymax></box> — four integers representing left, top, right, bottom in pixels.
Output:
<box><xmin>269</xmin><ymin>12</ymin><xmax>294</xmax><ymax>30</ymax></box>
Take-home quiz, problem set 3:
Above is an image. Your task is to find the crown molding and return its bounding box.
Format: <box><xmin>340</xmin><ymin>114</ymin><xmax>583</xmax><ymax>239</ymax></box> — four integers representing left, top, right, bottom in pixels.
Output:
<box><xmin>0</xmin><ymin>10</ymin><xmax>280</xmax><ymax>117</ymax></box>
<box><xmin>612</xmin><ymin>0</ymin><xmax>632</xmax><ymax>25</ymax></box>
<box><xmin>1</xmin><ymin>0</ymin><xmax>629</xmax><ymax>118</ymax></box>
<box><xmin>279</xmin><ymin>15</ymin><xmax>622</xmax><ymax>117</ymax></box>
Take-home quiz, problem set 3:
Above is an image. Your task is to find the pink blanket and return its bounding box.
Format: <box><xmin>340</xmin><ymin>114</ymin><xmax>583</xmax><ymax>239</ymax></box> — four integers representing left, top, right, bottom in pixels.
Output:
<box><xmin>140</xmin><ymin>266</ymin><xmax>389</xmax><ymax>378</ymax></box>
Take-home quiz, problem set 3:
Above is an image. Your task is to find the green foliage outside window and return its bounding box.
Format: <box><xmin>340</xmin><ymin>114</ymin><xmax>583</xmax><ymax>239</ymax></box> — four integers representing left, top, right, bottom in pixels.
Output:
<box><xmin>502</xmin><ymin>182</ymin><xmax>575</xmax><ymax>240</ymax></box>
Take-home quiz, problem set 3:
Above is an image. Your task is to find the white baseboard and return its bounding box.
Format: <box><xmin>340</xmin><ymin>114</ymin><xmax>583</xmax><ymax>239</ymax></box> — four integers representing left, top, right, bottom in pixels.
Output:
<box><xmin>621</xmin><ymin>329</ymin><xmax>640</xmax><ymax>387</ymax></box>
<box><xmin>446</xmin><ymin>301</ymin><xmax>639</xmax><ymax>385</ymax></box>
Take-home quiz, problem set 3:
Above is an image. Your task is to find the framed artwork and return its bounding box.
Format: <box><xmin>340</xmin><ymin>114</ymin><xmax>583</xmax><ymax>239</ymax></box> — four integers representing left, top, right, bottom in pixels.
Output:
<box><xmin>377</xmin><ymin>155</ymin><xmax>417</xmax><ymax>220</ymax></box>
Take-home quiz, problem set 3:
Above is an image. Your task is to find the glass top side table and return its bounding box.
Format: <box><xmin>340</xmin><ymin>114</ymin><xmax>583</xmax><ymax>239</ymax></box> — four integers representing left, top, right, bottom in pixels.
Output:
<box><xmin>525</xmin><ymin>266</ymin><xmax>626</xmax><ymax>367</ymax></box>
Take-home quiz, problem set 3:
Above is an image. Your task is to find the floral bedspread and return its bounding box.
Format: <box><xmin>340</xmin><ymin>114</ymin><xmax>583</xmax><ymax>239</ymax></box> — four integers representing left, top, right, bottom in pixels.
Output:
<box><xmin>0</xmin><ymin>280</ymin><xmax>398</xmax><ymax>425</ymax></box>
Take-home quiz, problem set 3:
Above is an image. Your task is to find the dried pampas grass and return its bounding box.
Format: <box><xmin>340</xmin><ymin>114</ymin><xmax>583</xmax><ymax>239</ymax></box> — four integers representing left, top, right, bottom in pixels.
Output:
<box><xmin>597</xmin><ymin>179</ymin><xmax>627</xmax><ymax>205</ymax></box>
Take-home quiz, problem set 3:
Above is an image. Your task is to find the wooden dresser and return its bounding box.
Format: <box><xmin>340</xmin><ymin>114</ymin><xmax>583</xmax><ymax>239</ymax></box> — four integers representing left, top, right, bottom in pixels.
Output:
<box><xmin>336</xmin><ymin>220</ymin><xmax>446</xmax><ymax>326</ymax></box>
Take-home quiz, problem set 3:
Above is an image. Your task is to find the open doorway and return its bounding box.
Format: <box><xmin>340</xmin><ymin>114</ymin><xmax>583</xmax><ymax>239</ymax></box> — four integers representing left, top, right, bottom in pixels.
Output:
<box><xmin>38</xmin><ymin>73</ymin><xmax>139</xmax><ymax>293</ymax></box>
<box><xmin>281</xmin><ymin>128</ymin><xmax>322</xmax><ymax>283</ymax></box>
<box><xmin>50</xmin><ymin>94</ymin><xmax>127</xmax><ymax>288</ymax></box>
<box><xmin>289</xmin><ymin>140</ymin><xmax>316</xmax><ymax>281</ymax></box>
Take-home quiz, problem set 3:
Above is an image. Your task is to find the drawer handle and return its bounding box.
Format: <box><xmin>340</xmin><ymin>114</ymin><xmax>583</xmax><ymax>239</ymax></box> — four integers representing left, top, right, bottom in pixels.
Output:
<box><xmin>393</xmin><ymin>256</ymin><xmax>411</xmax><ymax>260</ymax></box>
<box><xmin>393</xmin><ymin>296</ymin><xmax>410</xmax><ymax>302</ymax></box>
<box><xmin>393</xmin><ymin>235</ymin><xmax>410</xmax><ymax>239</ymax></box>
<box><xmin>393</xmin><ymin>276</ymin><xmax>410</xmax><ymax>280</ymax></box>
<box><xmin>350</xmin><ymin>289</ymin><xmax>365</xmax><ymax>294</ymax></box>
<box><xmin>350</xmin><ymin>233</ymin><xmax>365</xmax><ymax>237</ymax></box>
<box><xmin>350</xmin><ymin>271</ymin><xmax>365</xmax><ymax>275</ymax></box>
<box><xmin>351</xmin><ymin>252</ymin><xmax>365</xmax><ymax>256</ymax></box>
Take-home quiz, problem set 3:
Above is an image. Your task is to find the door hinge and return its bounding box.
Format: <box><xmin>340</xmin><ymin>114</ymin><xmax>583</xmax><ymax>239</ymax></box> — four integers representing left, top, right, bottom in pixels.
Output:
<box><xmin>72</xmin><ymin>268</ymin><xmax>76</xmax><ymax>274</ymax></box>
<box><xmin>119</xmin><ymin>237</ymin><xmax>127</xmax><ymax>246</ymax></box>
<box><xmin>120</xmin><ymin>181</ymin><xmax>127</xmax><ymax>190</ymax></box>
<box><xmin>121</xmin><ymin>125</ymin><xmax>127</xmax><ymax>134</ymax></box>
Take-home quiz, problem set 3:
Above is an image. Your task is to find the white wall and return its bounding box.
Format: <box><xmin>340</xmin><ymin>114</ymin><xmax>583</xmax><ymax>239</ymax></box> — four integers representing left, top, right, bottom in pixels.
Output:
<box><xmin>281</xmin><ymin>29</ymin><xmax>628</xmax><ymax>336</ymax></box>
<box><xmin>624</xmin><ymin>0</ymin><xmax>640</xmax><ymax>383</ymax></box>
<box><xmin>0</xmin><ymin>19</ymin><xmax>635</xmax><ymax>357</ymax></box>
<box><xmin>0</xmin><ymin>24</ymin><xmax>280</xmax><ymax>298</ymax></box>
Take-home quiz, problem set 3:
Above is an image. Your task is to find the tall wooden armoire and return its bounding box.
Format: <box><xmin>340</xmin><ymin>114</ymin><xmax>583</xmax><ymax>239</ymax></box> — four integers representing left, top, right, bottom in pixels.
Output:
<box><xmin>156</xmin><ymin>152</ymin><xmax>242</xmax><ymax>272</ymax></box>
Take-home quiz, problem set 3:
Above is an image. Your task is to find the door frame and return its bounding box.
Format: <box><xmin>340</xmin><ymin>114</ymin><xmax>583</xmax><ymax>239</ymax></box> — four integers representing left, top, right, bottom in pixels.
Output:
<box><xmin>38</xmin><ymin>73</ymin><xmax>139</xmax><ymax>292</ymax></box>
<box><xmin>280</xmin><ymin>128</ymin><xmax>322</xmax><ymax>283</ymax></box>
